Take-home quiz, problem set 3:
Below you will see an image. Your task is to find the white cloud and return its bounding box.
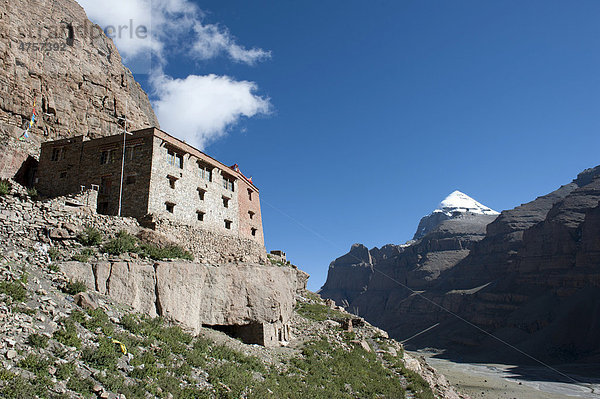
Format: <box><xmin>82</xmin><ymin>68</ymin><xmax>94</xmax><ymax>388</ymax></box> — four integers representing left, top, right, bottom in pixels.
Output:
<box><xmin>152</xmin><ymin>73</ymin><xmax>271</xmax><ymax>149</ymax></box>
<box><xmin>192</xmin><ymin>23</ymin><xmax>271</xmax><ymax>65</ymax></box>
<box><xmin>77</xmin><ymin>0</ymin><xmax>270</xmax><ymax>65</ymax></box>
<box><xmin>76</xmin><ymin>0</ymin><xmax>273</xmax><ymax>147</ymax></box>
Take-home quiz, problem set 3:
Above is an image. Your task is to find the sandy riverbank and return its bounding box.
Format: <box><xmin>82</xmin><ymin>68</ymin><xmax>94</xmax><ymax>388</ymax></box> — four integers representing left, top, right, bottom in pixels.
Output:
<box><xmin>412</xmin><ymin>351</ymin><xmax>600</xmax><ymax>399</ymax></box>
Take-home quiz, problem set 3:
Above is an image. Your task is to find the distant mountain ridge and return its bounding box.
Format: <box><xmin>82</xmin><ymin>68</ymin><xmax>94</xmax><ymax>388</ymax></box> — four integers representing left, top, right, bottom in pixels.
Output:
<box><xmin>320</xmin><ymin>167</ymin><xmax>600</xmax><ymax>364</ymax></box>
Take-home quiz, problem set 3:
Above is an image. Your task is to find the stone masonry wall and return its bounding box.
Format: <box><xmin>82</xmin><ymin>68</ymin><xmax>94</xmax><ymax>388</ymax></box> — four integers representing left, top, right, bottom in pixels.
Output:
<box><xmin>147</xmin><ymin>136</ymin><xmax>240</xmax><ymax>235</ymax></box>
<box><xmin>36</xmin><ymin>128</ymin><xmax>265</xmax><ymax>248</ymax></box>
<box><xmin>36</xmin><ymin>131</ymin><xmax>154</xmax><ymax>218</ymax></box>
<box><xmin>2</xmin><ymin>180</ymin><xmax>266</xmax><ymax>265</ymax></box>
<box><xmin>237</xmin><ymin>176</ymin><xmax>264</xmax><ymax>243</ymax></box>
<box><xmin>151</xmin><ymin>217</ymin><xmax>268</xmax><ymax>264</ymax></box>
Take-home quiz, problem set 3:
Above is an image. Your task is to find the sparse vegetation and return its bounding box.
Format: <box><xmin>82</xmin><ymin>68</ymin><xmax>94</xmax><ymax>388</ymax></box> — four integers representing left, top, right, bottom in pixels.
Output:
<box><xmin>48</xmin><ymin>263</ymin><xmax>60</xmax><ymax>272</ymax></box>
<box><xmin>53</xmin><ymin>318</ymin><xmax>81</xmax><ymax>348</ymax></box>
<box><xmin>0</xmin><ymin>179</ymin><xmax>11</xmax><ymax>196</ymax></box>
<box><xmin>26</xmin><ymin>187</ymin><xmax>38</xmax><ymax>199</ymax></box>
<box><xmin>76</xmin><ymin>226</ymin><xmax>103</xmax><ymax>246</ymax></box>
<box><xmin>18</xmin><ymin>353</ymin><xmax>50</xmax><ymax>375</ymax></box>
<box><xmin>0</xmin><ymin>280</ymin><xmax>27</xmax><ymax>302</ymax></box>
<box><xmin>28</xmin><ymin>333</ymin><xmax>49</xmax><ymax>349</ymax></box>
<box><xmin>63</xmin><ymin>279</ymin><xmax>87</xmax><ymax>295</ymax></box>
<box><xmin>102</xmin><ymin>230</ymin><xmax>137</xmax><ymax>255</ymax></box>
<box><xmin>48</xmin><ymin>247</ymin><xmax>60</xmax><ymax>261</ymax></box>
<box><xmin>295</xmin><ymin>301</ymin><xmax>347</xmax><ymax>322</ymax></box>
<box><xmin>139</xmin><ymin>243</ymin><xmax>194</xmax><ymax>260</ymax></box>
<box><xmin>82</xmin><ymin>336</ymin><xmax>119</xmax><ymax>371</ymax></box>
<box><xmin>72</xmin><ymin>247</ymin><xmax>94</xmax><ymax>262</ymax></box>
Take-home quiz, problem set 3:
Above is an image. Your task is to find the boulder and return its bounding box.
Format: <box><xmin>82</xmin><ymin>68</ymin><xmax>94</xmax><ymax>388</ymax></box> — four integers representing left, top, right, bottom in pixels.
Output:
<box><xmin>73</xmin><ymin>292</ymin><xmax>98</xmax><ymax>310</ymax></box>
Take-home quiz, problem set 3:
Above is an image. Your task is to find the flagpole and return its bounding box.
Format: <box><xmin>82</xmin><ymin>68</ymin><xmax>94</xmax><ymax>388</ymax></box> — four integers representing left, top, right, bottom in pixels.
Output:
<box><xmin>117</xmin><ymin>100</ymin><xmax>128</xmax><ymax>217</ymax></box>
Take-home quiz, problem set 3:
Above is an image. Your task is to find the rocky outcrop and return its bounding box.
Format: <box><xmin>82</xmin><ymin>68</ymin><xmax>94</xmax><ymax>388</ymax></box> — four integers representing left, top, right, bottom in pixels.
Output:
<box><xmin>319</xmin><ymin>243</ymin><xmax>375</xmax><ymax>307</ymax></box>
<box><xmin>61</xmin><ymin>260</ymin><xmax>304</xmax><ymax>346</ymax></box>
<box><xmin>0</xmin><ymin>0</ymin><xmax>159</xmax><ymax>180</ymax></box>
<box><xmin>321</xmin><ymin>167</ymin><xmax>600</xmax><ymax>364</ymax></box>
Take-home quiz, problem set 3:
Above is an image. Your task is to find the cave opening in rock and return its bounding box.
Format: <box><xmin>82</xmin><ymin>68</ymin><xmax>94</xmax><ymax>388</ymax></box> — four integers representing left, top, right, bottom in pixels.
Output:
<box><xmin>203</xmin><ymin>323</ymin><xmax>265</xmax><ymax>345</ymax></box>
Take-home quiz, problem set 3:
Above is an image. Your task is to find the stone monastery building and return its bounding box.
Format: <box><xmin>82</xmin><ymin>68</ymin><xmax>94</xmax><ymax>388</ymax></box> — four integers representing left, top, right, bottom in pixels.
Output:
<box><xmin>36</xmin><ymin>127</ymin><xmax>264</xmax><ymax>246</ymax></box>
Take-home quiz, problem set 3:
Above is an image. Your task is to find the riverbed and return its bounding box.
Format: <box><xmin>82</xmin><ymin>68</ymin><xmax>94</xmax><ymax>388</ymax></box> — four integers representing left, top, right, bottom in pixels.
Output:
<box><xmin>412</xmin><ymin>351</ymin><xmax>600</xmax><ymax>399</ymax></box>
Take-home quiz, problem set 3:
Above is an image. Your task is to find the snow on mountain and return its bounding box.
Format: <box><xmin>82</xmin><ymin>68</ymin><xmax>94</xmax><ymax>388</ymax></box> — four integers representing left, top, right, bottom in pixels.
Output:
<box><xmin>435</xmin><ymin>190</ymin><xmax>500</xmax><ymax>217</ymax></box>
<box><xmin>412</xmin><ymin>191</ymin><xmax>499</xmax><ymax>240</ymax></box>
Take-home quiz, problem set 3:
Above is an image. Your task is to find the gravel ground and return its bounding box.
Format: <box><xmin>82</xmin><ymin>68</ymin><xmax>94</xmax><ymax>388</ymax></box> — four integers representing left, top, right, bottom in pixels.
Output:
<box><xmin>413</xmin><ymin>351</ymin><xmax>600</xmax><ymax>399</ymax></box>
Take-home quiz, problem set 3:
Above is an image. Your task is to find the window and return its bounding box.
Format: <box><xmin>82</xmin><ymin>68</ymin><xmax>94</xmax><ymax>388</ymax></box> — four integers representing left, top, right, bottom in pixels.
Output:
<box><xmin>165</xmin><ymin>202</ymin><xmax>175</xmax><ymax>213</ymax></box>
<box><xmin>125</xmin><ymin>145</ymin><xmax>141</xmax><ymax>161</ymax></box>
<box><xmin>197</xmin><ymin>188</ymin><xmax>206</xmax><ymax>200</ymax></box>
<box><xmin>197</xmin><ymin>211</ymin><xmax>205</xmax><ymax>221</ymax></box>
<box><xmin>222</xmin><ymin>176</ymin><xmax>235</xmax><ymax>192</ymax></box>
<box><xmin>100</xmin><ymin>177</ymin><xmax>111</xmax><ymax>195</ymax></box>
<box><xmin>168</xmin><ymin>175</ymin><xmax>177</xmax><ymax>189</ymax></box>
<box><xmin>59</xmin><ymin>171</ymin><xmax>67</xmax><ymax>179</ymax></box>
<box><xmin>222</xmin><ymin>196</ymin><xmax>229</xmax><ymax>208</ymax></box>
<box><xmin>224</xmin><ymin>220</ymin><xmax>232</xmax><ymax>229</ymax></box>
<box><xmin>198</xmin><ymin>162</ymin><xmax>212</xmax><ymax>182</ymax></box>
<box><xmin>100</xmin><ymin>149</ymin><xmax>116</xmax><ymax>165</ymax></box>
<box><xmin>251</xmin><ymin>228</ymin><xmax>257</xmax><ymax>237</ymax></box>
<box><xmin>248</xmin><ymin>211</ymin><xmax>255</xmax><ymax>220</ymax></box>
<box><xmin>248</xmin><ymin>189</ymin><xmax>253</xmax><ymax>201</ymax></box>
<box><xmin>126</xmin><ymin>175</ymin><xmax>136</xmax><ymax>185</ymax></box>
<box><xmin>51</xmin><ymin>147</ymin><xmax>64</xmax><ymax>161</ymax></box>
<box><xmin>167</xmin><ymin>149</ymin><xmax>183</xmax><ymax>168</ymax></box>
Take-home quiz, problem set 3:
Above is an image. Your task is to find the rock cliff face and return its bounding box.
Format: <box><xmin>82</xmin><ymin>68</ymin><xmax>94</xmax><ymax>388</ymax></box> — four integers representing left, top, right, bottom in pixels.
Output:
<box><xmin>60</xmin><ymin>260</ymin><xmax>306</xmax><ymax>346</ymax></box>
<box><xmin>320</xmin><ymin>203</ymin><xmax>497</xmax><ymax>314</ymax></box>
<box><xmin>0</xmin><ymin>0</ymin><xmax>159</xmax><ymax>180</ymax></box>
<box><xmin>321</xmin><ymin>169</ymin><xmax>600</xmax><ymax>363</ymax></box>
<box><xmin>0</xmin><ymin>182</ymin><xmax>308</xmax><ymax>347</ymax></box>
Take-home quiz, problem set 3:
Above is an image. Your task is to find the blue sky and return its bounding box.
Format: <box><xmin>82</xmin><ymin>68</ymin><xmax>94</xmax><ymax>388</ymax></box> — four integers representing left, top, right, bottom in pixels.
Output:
<box><xmin>80</xmin><ymin>0</ymin><xmax>600</xmax><ymax>291</ymax></box>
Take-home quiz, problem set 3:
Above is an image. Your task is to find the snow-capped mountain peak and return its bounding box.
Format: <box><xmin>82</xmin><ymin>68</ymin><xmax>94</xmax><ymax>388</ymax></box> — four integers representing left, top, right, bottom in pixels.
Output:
<box><xmin>435</xmin><ymin>190</ymin><xmax>499</xmax><ymax>217</ymax></box>
<box><xmin>412</xmin><ymin>191</ymin><xmax>499</xmax><ymax>240</ymax></box>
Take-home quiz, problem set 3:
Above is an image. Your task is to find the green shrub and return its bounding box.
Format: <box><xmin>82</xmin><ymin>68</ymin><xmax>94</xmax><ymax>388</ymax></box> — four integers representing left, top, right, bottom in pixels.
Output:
<box><xmin>53</xmin><ymin>319</ymin><xmax>81</xmax><ymax>348</ymax></box>
<box><xmin>140</xmin><ymin>244</ymin><xmax>194</xmax><ymax>261</ymax></box>
<box><xmin>102</xmin><ymin>230</ymin><xmax>138</xmax><ymax>255</ymax></box>
<box><xmin>48</xmin><ymin>263</ymin><xmax>60</xmax><ymax>273</ymax></box>
<box><xmin>0</xmin><ymin>281</ymin><xmax>27</xmax><ymax>302</ymax></box>
<box><xmin>81</xmin><ymin>308</ymin><xmax>113</xmax><ymax>335</ymax></box>
<box><xmin>28</xmin><ymin>333</ymin><xmax>49</xmax><ymax>349</ymax></box>
<box><xmin>63</xmin><ymin>279</ymin><xmax>87</xmax><ymax>295</ymax></box>
<box><xmin>55</xmin><ymin>362</ymin><xmax>75</xmax><ymax>381</ymax></box>
<box><xmin>48</xmin><ymin>248</ymin><xmax>60</xmax><ymax>261</ymax></box>
<box><xmin>18</xmin><ymin>354</ymin><xmax>50</xmax><ymax>375</ymax></box>
<box><xmin>0</xmin><ymin>370</ymin><xmax>46</xmax><ymax>399</ymax></box>
<box><xmin>130</xmin><ymin>351</ymin><xmax>160</xmax><ymax>379</ymax></box>
<box><xmin>66</xmin><ymin>372</ymin><xmax>95</xmax><ymax>397</ymax></box>
<box><xmin>26</xmin><ymin>187</ymin><xmax>38</xmax><ymax>199</ymax></box>
<box><xmin>401</xmin><ymin>365</ymin><xmax>435</xmax><ymax>399</ymax></box>
<box><xmin>295</xmin><ymin>302</ymin><xmax>346</xmax><ymax>322</ymax></box>
<box><xmin>82</xmin><ymin>337</ymin><xmax>119</xmax><ymax>371</ymax></box>
<box><xmin>72</xmin><ymin>248</ymin><xmax>94</xmax><ymax>262</ymax></box>
<box><xmin>0</xmin><ymin>179</ymin><xmax>11</xmax><ymax>196</ymax></box>
<box><xmin>77</xmin><ymin>226</ymin><xmax>103</xmax><ymax>246</ymax></box>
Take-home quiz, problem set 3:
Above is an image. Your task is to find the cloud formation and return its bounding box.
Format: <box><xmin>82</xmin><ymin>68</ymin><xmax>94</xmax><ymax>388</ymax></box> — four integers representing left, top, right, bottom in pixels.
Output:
<box><xmin>152</xmin><ymin>74</ymin><xmax>271</xmax><ymax>149</ymax></box>
<box><xmin>77</xmin><ymin>0</ymin><xmax>270</xmax><ymax>66</ymax></box>
<box><xmin>77</xmin><ymin>0</ymin><xmax>272</xmax><ymax>149</ymax></box>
